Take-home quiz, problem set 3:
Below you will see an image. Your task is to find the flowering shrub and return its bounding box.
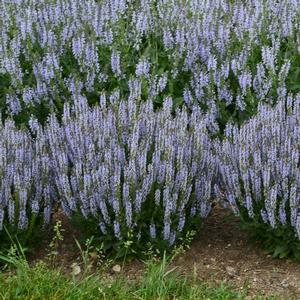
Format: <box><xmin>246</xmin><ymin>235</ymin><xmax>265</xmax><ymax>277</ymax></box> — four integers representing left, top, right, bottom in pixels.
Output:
<box><xmin>0</xmin><ymin>0</ymin><xmax>300</xmax><ymax>259</ymax></box>
<box><xmin>44</xmin><ymin>91</ymin><xmax>216</xmax><ymax>256</ymax></box>
<box><xmin>0</xmin><ymin>120</ymin><xmax>54</xmax><ymax>248</ymax></box>
<box><xmin>218</xmin><ymin>95</ymin><xmax>300</xmax><ymax>259</ymax></box>
<box><xmin>1</xmin><ymin>0</ymin><xmax>300</xmax><ymax>130</ymax></box>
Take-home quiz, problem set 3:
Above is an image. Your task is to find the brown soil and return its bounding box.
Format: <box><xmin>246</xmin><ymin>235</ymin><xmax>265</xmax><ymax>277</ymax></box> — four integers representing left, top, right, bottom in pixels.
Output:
<box><xmin>29</xmin><ymin>206</ymin><xmax>300</xmax><ymax>300</ymax></box>
<box><xmin>173</xmin><ymin>206</ymin><xmax>300</xmax><ymax>299</ymax></box>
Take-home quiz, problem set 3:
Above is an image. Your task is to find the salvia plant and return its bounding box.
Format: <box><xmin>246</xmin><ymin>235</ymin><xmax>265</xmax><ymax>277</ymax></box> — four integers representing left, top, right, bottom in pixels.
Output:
<box><xmin>1</xmin><ymin>0</ymin><xmax>300</xmax><ymax>130</ymax></box>
<box><xmin>0</xmin><ymin>119</ymin><xmax>54</xmax><ymax>247</ymax></box>
<box><xmin>218</xmin><ymin>95</ymin><xmax>300</xmax><ymax>260</ymax></box>
<box><xmin>0</xmin><ymin>0</ymin><xmax>300</xmax><ymax>260</ymax></box>
<box><xmin>44</xmin><ymin>88</ymin><xmax>217</xmax><ymax>256</ymax></box>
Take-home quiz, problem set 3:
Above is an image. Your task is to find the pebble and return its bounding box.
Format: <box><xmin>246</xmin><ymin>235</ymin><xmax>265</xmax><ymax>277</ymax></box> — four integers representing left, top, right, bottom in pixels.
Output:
<box><xmin>226</xmin><ymin>266</ymin><xmax>236</xmax><ymax>276</ymax></box>
<box><xmin>71</xmin><ymin>263</ymin><xmax>81</xmax><ymax>276</ymax></box>
<box><xmin>112</xmin><ymin>264</ymin><xmax>121</xmax><ymax>273</ymax></box>
<box><xmin>281</xmin><ymin>279</ymin><xmax>289</xmax><ymax>288</ymax></box>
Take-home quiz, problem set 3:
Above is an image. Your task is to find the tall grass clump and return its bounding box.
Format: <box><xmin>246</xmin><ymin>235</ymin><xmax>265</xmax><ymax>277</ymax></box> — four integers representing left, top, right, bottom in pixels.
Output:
<box><xmin>218</xmin><ymin>94</ymin><xmax>300</xmax><ymax>259</ymax></box>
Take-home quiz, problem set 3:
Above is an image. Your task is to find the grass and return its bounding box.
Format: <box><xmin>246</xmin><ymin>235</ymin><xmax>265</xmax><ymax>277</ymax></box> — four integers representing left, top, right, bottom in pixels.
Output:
<box><xmin>0</xmin><ymin>261</ymin><xmax>246</xmax><ymax>300</ymax></box>
<box><xmin>0</xmin><ymin>252</ymin><xmax>277</xmax><ymax>300</ymax></box>
<box><xmin>0</xmin><ymin>234</ymin><xmax>275</xmax><ymax>300</ymax></box>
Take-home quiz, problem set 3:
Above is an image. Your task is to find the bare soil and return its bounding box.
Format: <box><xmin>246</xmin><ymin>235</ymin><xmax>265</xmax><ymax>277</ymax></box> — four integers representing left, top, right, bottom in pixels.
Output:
<box><xmin>29</xmin><ymin>206</ymin><xmax>300</xmax><ymax>300</ymax></box>
<box><xmin>173</xmin><ymin>206</ymin><xmax>300</xmax><ymax>299</ymax></box>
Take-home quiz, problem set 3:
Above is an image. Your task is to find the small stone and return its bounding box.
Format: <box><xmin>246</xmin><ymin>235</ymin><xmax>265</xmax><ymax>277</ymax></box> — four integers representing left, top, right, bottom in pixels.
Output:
<box><xmin>112</xmin><ymin>264</ymin><xmax>121</xmax><ymax>273</ymax></box>
<box><xmin>281</xmin><ymin>279</ymin><xmax>289</xmax><ymax>288</ymax></box>
<box><xmin>226</xmin><ymin>266</ymin><xmax>236</xmax><ymax>276</ymax></box>
<box><xmin>71</xmin><ymin>263</ymin><xmax>81</xmax><ymax>276</ymax></box>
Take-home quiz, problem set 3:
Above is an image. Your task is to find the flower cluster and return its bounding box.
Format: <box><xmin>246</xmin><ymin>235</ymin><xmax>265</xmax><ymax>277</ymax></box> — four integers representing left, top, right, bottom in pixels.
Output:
<box><xmin>1</xmin><ymin>0</ymin><xmax>300</xmax><ymax>127</ymax></box>
<box><xmin>1</xmin><ymin>89</ymin><xmax>299</xmax><ymax>256</ymax></box>
<box><xmin>0</xmin><ymin>119</ymin><xmax>53</xmax><ymax>234</ymax></box>
<box><xmin>0</xmin><ymin>0</ymin><xmax>300</xmax><ymax>258</ymax></box>
<box><xmin>44</xmin><ymin>89</ymin><xmax>216</xmax><ymax>249</ymax></box>
<box><xmin>0</xmin><ymin>84</ymin><xmax>217</xmax><ymax>252</ymax></box>
<box><xmin>218</xmin><ymin>95</ymin><xmax>300</xmax><ymax>256</ymax></box>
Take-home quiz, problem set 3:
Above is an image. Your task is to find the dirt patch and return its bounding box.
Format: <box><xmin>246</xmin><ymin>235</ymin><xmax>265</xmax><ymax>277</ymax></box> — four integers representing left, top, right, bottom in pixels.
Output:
<box><xmin>173</xmin><ymin>205</ymin><xmax>300</xmax><ymax>299</ymax></box>
<box><xmin>27</xmin><ymin>206</ymin><xmax>300</xmax><ymax>299</ymax></box>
